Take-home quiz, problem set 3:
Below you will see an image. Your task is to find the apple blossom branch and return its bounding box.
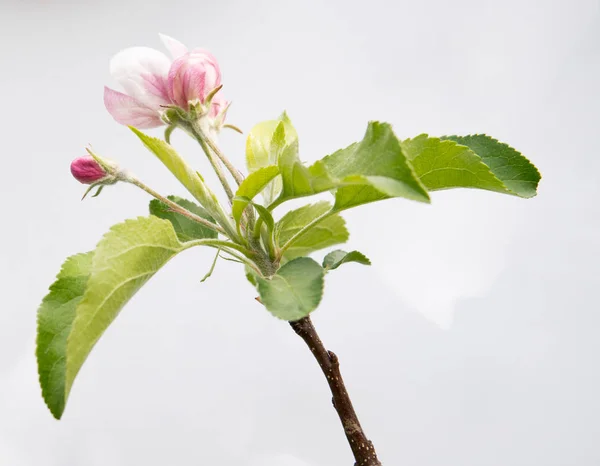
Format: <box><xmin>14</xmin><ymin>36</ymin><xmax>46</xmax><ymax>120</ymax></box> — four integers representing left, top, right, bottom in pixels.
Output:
<box><xmin>71</xmin><ymin>32</ymin><xmax>385</xmax><ymax>465</ymax></box>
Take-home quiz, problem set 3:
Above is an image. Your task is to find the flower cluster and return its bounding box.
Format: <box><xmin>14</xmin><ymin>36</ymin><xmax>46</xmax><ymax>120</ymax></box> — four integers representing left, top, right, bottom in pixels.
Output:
<box><xmin>104</xmin><ymin>34</ymin><xmax>227</xmax><ymax>130</ymax></box>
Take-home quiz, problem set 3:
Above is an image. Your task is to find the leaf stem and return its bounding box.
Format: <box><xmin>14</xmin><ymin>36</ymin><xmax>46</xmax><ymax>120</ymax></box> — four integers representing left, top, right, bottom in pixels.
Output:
<box><xmin>185</xmin><ymin>238</ymin><xmax>254</xmax><ymax>258</ymax></box>
<box><xmin>289</xmin><ymin>316</ymin><xmax>381</xmax><ymax>466</ymax></box>
<box><xmin>125</xmin><ymin>176</ymin><xmax>226</xmax><ymax>236</ymax></box>
<box><xmin>219</xmin><ymin>249</ymin><xmax>262</xmax><ymax>275</ymax></box>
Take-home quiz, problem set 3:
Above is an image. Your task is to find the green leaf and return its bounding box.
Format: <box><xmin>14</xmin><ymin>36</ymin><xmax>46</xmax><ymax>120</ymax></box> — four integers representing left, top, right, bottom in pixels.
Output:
<box><xmin>400</xmin><ymin>134</ymin><xmax>509</xmax><ymax>194</ymax></box>
<box><xmin>321</xmin><ymin>122</ymin><xmax>430</xmax><ymax>211</ymax></box>
<box><xmin>276</xmin><ymin>141</ymin><xmax>337</xmax><ymax>203</ymax></box>
<box><xmin>323</xmin><ymin>250</ymin><xmax>371</xmax><ymax>270</ymax></box>
<box><xmin>233</xmin><ymin>196</ymin><xmax>275</xmax><ymax>233</ymax></box>
<box><xmin>149</xmin><ymin>196</ymin><xmax>217</xmax><ymax>242</ymax></box>
<box><xmin>276</xmin><ymin>201</ymin><xmax>349</xmax><ymax>260</ymax></box>
<box><xmin>130</xmin><ymin>127</ymin><xmax>217</xmax><ymax>216</ymax></box>
<box><xmin>246</xmin><ymin>113</ymin><xmax>297</xmax><ymax>171</ymax></box>
<box><xmin>257</xmin><ymin>257</ymin><xmax>325</xmax><ymax>321</ymax></box>
<box><xmin>65</xmin><ymin>216</ymin><xmax>191</xmax><ymax>401</ymax></box>
<box><xmin>37</xmin><ymin>252</ymin><xmax>93</xmax><ymax>419</ymax></box>
<box><xmin>232</xmin><ymin>165</ymin><xmax>279</xmax><ymax>227</ymax></box>
<box><xmin>245</xmin><ymin>113</ymin><xmax>297</xmax><ymax>204</ymax></box>
<box><xmin>440</xmin><ymin>134</ymin><xmax>541</xmax><ymax>198</ymax></box>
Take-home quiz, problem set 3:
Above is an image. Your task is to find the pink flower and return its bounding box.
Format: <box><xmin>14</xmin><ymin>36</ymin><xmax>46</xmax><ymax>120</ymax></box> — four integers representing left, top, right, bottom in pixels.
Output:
<box><xmin>70</xmin><ymin>156</ymin><xmax>108</xmax><ymax>184</ymax></box>
<box><xmin>104</xmin><ymin>34</ymin><xmax>227</xmax><ymax>129</ymax></box>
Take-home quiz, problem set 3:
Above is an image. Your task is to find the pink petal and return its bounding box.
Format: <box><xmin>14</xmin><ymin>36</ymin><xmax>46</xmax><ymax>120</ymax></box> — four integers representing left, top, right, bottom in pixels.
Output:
<box><xmin>71</xmin><ymin>155</ymin><xmax>107</xmax><ymax>184</ymax></box>
<box><xmin>109</xmin><ymin>47</ymin><xmax>171</xmax><ymax>110</ymax></box>
<box><xmin>189</xmin><ymin>48</ymin><xmax>222</xmax><ymax>90</ymax></box>
<box><xmin>159</xmin><ymin>33</ymin><xmax>188</xmax><ymax>59</ymax></box>
<box><xmin>104</xmin><ymin>86</ymin><xmax>164</xmax><ymax>129</ymax></box>
<box><xmin>167</xmin><ymin>49</ymin><xmax>222</xmax><ymax>108</ymax></box>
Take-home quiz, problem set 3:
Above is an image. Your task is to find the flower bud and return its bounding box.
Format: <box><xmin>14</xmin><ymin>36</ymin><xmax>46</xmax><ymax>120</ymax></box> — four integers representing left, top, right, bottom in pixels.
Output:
<box><xmin>167</xmin><ymin>49</ymin><xmax>221</xmax><ymax>111</ymax></box>
<box><xmin>70</xmin><ymin>156</ymin><xmax>109</xmax><ymax>184</ymax></box>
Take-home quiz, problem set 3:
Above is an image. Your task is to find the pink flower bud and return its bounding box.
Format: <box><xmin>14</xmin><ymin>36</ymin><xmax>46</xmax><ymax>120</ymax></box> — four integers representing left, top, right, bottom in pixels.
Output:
<box><xmin>167</xmin><ymin>48</ymin><xmax>222</xmax><ymax>110</ymax></box>
<box><xmin>70</xmin><ymin>156</ymin><xmax>108</xmax><ymax>184</ymax></box>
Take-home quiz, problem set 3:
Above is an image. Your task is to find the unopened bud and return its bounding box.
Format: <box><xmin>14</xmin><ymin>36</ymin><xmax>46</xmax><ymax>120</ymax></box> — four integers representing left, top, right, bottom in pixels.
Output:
<box><xmin>71</xmin><ymin>151</ymin><xmax>123</xmax><ymax>200</ymax></box>
<box><xmin>70</xmin><ymin>155</ymin><xmax>109</xmax><ymax>184</ymax></box>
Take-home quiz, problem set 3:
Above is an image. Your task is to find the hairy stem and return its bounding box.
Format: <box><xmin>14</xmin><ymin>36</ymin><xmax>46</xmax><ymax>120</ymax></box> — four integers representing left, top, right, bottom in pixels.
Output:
<box><xmin>126</xmin><ymin>176</ymin><xmax>226</xmax><ymax>235</ymax></box>
<box><xmin>290</xmin><ymin>316</ymin><xmax>382</xmax><ymax>466</ymax></box>
<box><xmin>193</xmin><ymin>121</ymin><xmax>245</xmax><ymax>187</ymax></box>
<box><xmin>191</xmin><ymin>126</ymin><xmax>235</xmax><ymax>202</ymax></box>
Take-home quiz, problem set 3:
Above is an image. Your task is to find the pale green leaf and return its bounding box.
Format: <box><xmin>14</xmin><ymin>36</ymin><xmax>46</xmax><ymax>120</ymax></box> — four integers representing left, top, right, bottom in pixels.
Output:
<box><xmin>276</xmin><ymin>201</ymin><xmax>349</xmax><ymax>260</ymax></box>
<box><xmin>246</xmin><ymin>113</ymin><xmax>297</xmax><ymax>204</ymax></box>
<box><xmin>232</xmin><ymin>166</ymin><xmax>279</xmax><ymax>227</ymax></box>
<box><xmin>149</xmin><ymin>196</ymin><xmax>217</xmax><ymax>242</ymax></box>
<box><xmin>233</xmin><ymin>196</ymin><xmax>275</xmax><ymax>232</ymax></box>
<box><xmin>323</xmin><ymin>250</ymin><xmax>371</xmax><ymax>270</ymax></box>
<box><xmin>321</xmin><ymin>122</ymin><xmax>430</xmax><ymax>211</ymax></box>
<box><xmin>257</xmin><ymin>257</ymin><xmax>325</xmax><ymax>321</ymax></box>
<box><xmin>36</xmin><ymin>252</ymin><xmax>93</xmax><ymax>419</ymax></box>
<box><xmin>246</xmin><ymin>113</ymin><xmax>297</xmax><ymax>171</ymax></box>
<box><xmin>65</xmin><ymin>216</ymin><xmax>191</xmax><ymax>399</ymax></box>
<box><xmin>441</xmin><ymin>134</ymin><xmax>541</xmax><ymax>198</ymax></box>
<box><xmin>130</xmin><ymin>127</ymin><xmax>217</xmax><ymax>216</ymax></box>
<box><xmin>276</xmin><ymin>141</ymin><xmax>337</xmax><ymax>203</ymax></box>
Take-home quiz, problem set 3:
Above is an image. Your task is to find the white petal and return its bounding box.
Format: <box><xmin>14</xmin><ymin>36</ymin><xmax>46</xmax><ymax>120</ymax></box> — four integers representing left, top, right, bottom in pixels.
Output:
<box><xmin>159</xmin><ymin>33</ymin><xmax>188</xmax><ymax>59</ymax></box>
<box><xmin>109</xmin><ymin>46</ymin><xmax>171</xmax><ymax>109</ymax></box>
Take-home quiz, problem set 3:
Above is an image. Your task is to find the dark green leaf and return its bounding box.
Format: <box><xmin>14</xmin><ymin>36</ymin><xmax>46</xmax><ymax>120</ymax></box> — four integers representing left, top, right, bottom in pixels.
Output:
<box><xmin>149</xmin><ymin>196</ymin><xmax>217</xmax><ymax>242</ymax></box>
<box><xmin>37</xmin><ymin>252</ymin><xmax>93</xmax><ymax>419</ymax></box>
<box><xmin>441</xmin><ymin>134</ymin><xmax>541</xmax><ymax>198</ymax></box>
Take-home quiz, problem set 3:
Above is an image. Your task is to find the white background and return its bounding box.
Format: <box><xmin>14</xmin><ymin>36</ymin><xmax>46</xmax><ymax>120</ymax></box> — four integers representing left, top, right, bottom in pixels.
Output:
<box><xmin>1</xmin><ymin>0</ymin><xmax>599</xmax><ymax>465</ymax></box>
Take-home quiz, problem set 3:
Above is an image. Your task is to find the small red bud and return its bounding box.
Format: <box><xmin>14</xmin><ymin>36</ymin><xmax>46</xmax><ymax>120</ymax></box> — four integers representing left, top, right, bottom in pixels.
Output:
<box><xmin>70</xmin><ymin>156</ymin><xmax>108</xmax><ymax>184</ymax></box>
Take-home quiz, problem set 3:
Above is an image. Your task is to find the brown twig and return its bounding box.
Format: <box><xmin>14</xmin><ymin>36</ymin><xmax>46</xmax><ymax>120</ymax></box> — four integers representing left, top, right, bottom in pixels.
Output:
<box><xmin>290</xmin><ymin>316</ymin><xmax>382</xmax><ymax>466</ymax></box>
